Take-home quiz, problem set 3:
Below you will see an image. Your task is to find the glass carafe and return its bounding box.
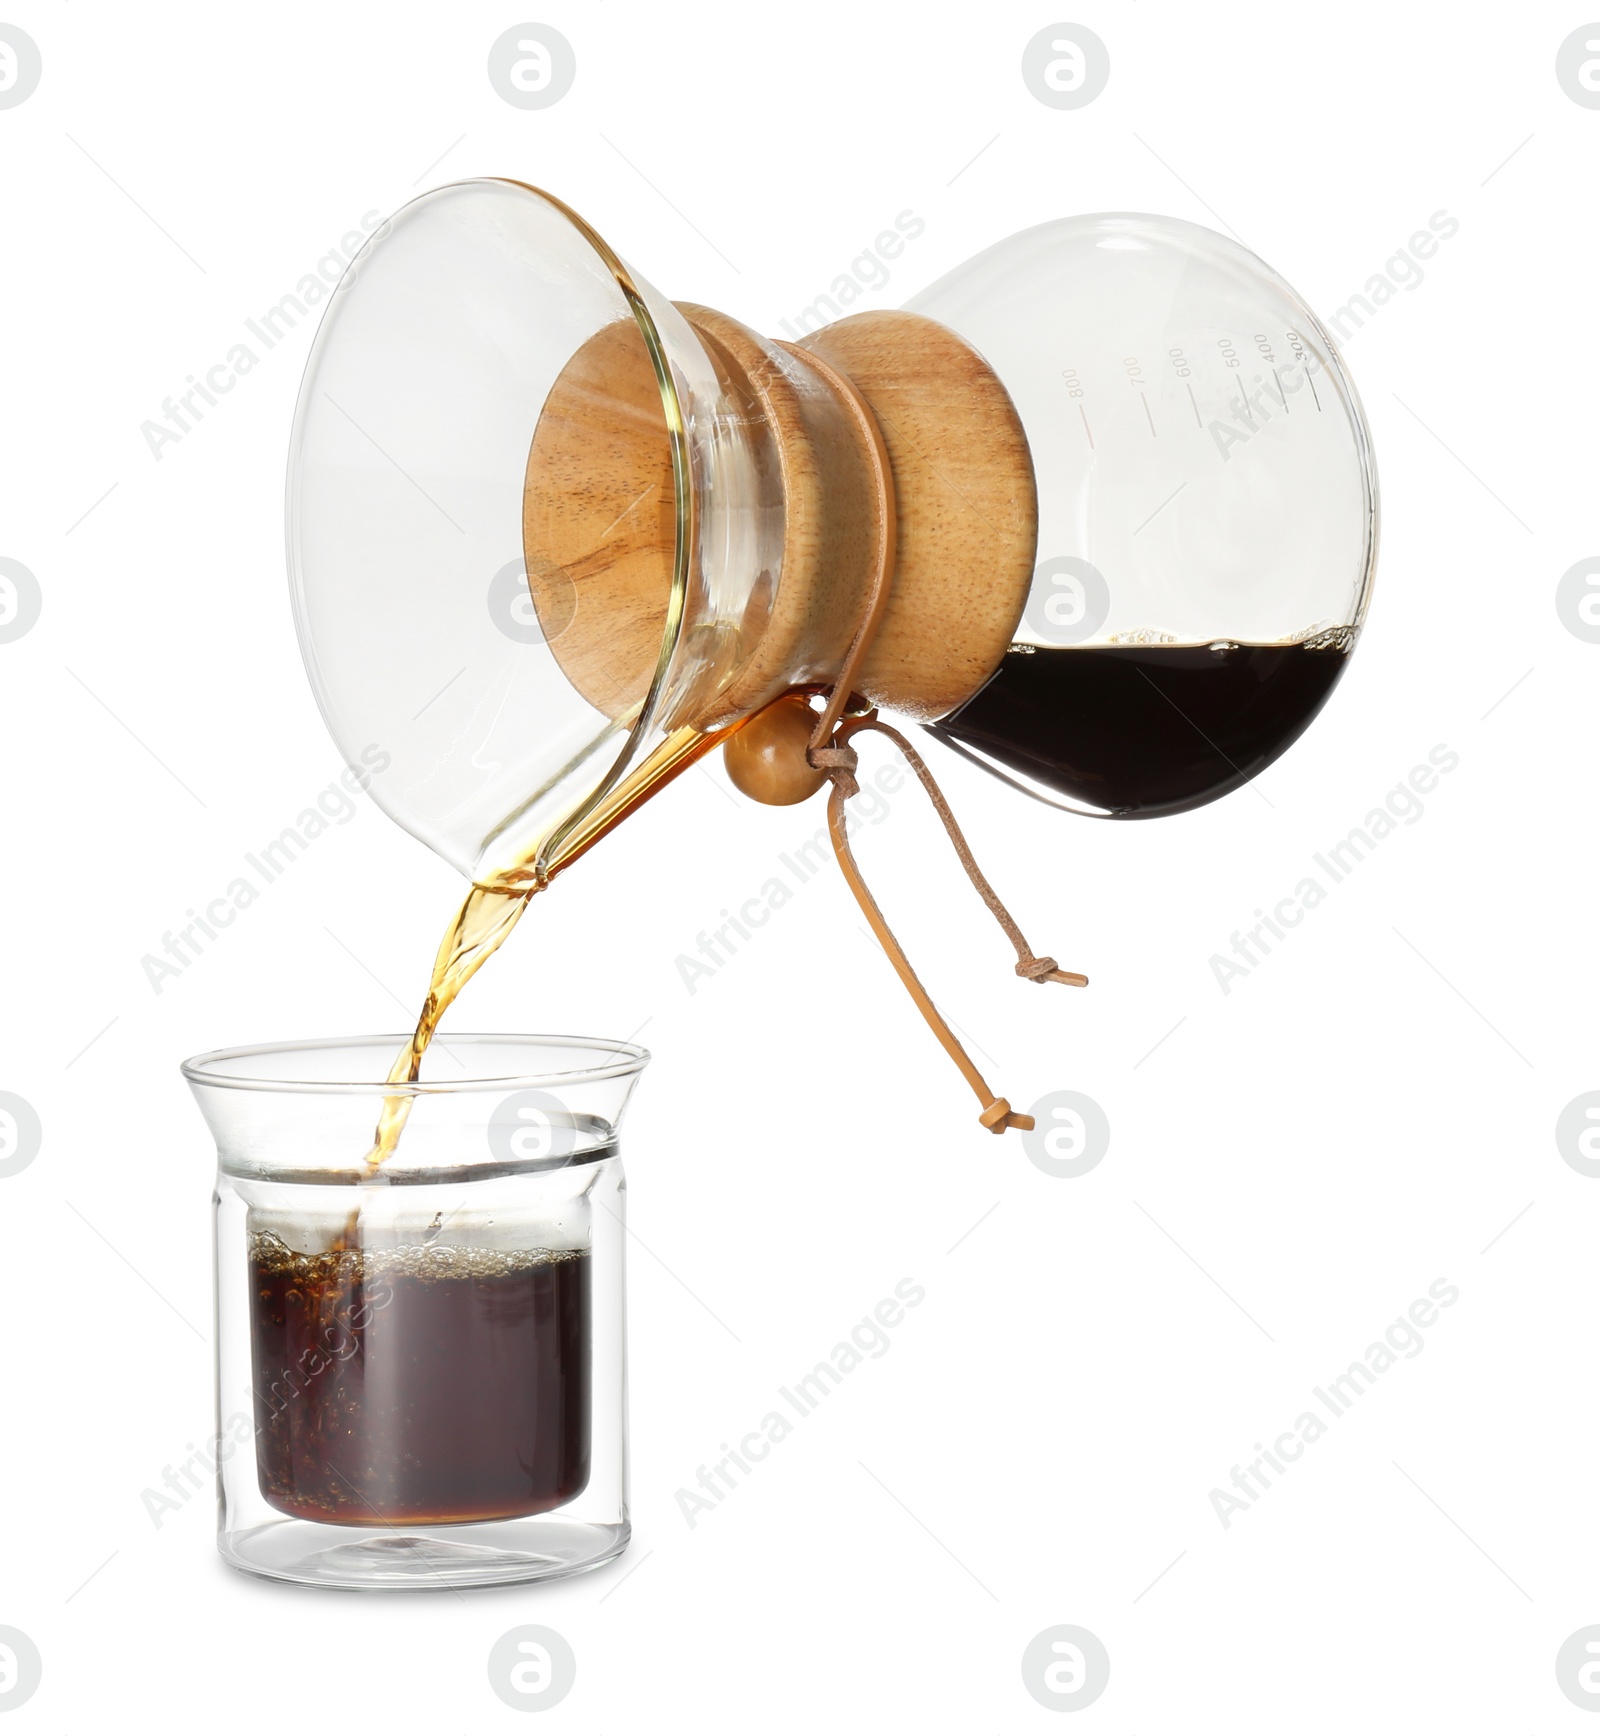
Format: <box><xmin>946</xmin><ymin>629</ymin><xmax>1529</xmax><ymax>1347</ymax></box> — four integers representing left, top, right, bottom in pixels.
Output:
<box><xmin>288</xmin><ymin>182</ymin><xmax>1376</xmax><ymax>883</ymax></box>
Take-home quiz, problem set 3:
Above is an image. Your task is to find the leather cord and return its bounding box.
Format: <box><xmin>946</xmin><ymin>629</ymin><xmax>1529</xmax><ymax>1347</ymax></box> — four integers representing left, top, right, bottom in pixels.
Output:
<box><xmin>779</xmin><ymin>337</ymin><xmax>1085</xmax><ymax>1136</ymax></box>
<box><xmin>773</xmin><ymin>337</ymin><xmax>898</xmax><ymax>756</ymax></box>
<box><xmin>817</xmin><ymin>716</ymin><xmax>1086</xmax><ymax>1135</ymax></box>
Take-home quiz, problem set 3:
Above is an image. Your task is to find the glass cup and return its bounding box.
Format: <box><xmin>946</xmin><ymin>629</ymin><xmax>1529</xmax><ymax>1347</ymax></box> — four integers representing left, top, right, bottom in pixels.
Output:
<box><xmin>184</xmin><ymin>1034</ymin><xmax>645</xmax><ymax>1591</ymax></box>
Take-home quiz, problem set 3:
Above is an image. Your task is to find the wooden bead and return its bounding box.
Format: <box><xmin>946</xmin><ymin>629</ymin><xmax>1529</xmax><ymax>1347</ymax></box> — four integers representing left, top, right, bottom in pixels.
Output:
<box><xmin>722</xmin><ymin>694</ymin><xmax>827</xmax><ymax>806</ymax></box>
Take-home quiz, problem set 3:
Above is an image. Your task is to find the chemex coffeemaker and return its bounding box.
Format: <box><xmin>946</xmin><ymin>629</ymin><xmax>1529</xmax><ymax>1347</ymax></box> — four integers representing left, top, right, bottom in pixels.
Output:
<box><xmin>286</xmin><ymin>178</ymin><xmax>1377</xmax><ymax>1128</ymax></box>
<box><xmin>190</xmin><ymin>180</ymin><xmax>1375</xmax><ymax>1592</ymax></box>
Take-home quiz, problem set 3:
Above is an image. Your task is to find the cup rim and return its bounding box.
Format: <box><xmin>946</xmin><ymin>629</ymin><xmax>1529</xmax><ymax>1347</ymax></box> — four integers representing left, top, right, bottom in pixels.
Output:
<box><xmin>180</xmin><ymin>1033</ymin><xmax>650</xmax><ymax>1096</ymax></box>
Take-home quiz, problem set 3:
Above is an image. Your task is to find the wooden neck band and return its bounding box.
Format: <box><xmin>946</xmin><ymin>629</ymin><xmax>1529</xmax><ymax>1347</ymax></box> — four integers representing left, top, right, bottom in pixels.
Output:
<box><xmin>521</xmin><ymin>305</ymin><xmax>1039</xmax><ymax>733</ymax></box>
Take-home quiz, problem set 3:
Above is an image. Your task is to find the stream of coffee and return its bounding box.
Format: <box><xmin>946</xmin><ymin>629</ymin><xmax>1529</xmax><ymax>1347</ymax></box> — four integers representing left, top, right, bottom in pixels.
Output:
<box><xmin>362</xmin><ymin>881</ymin><xmax>531</xmax><ymax>1166</ymax></box>
<box><xmin>359</xmin><ymin>722</ymin><xmax>724</xmax><ymax>1169</ymax></box>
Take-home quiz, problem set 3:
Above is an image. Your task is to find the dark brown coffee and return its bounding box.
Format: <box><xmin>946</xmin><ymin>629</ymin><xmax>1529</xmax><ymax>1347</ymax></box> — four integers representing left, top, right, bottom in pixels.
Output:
<box><xmin>929</xmin><ymin>638</ymin><xmax>1351</xmax><ymax>818</ymax></box>
<box><xmin>249</xmin><ymin>1232</ymin><xmax>590</xmax><ymax>1525</ymax></box>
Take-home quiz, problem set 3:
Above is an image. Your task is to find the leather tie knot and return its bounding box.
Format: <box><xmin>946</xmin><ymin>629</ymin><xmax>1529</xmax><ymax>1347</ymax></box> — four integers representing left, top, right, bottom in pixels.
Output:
<box><xmin>978</xmin><ymin>1097</ymin><xmax>1036</xmax><ymax>1134</ymax></box>
<box><xmin>1015</xmin><ymin>954</ymin><xmax>1089</xmax><ymax>988</ymax></box>
<box><xmin>810</xmin><ymin>742</ymin><xmax>860</xmax><ymax>799</ymax></box>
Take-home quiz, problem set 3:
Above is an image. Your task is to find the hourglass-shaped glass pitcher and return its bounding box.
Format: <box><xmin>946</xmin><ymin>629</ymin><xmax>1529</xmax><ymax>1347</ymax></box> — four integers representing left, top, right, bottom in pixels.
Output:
<box><xmin>288</xmin><ymin>182</ymin><xmax>1375</xmax><ymax>879</ymax></box>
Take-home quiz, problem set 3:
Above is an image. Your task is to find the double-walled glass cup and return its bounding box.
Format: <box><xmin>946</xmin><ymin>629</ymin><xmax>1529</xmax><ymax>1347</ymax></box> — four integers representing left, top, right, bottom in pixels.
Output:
<box><xmin>185</xmin><ymin>1035</ymin><xmax>645</xmax><ymax>1591</ymax></box>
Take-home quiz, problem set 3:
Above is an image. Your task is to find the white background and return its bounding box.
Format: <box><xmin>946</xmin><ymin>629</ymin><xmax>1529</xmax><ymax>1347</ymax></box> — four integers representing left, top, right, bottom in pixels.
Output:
<box><xmin>1</xmin><ymin>1</ymin><xmax>1596</xmax><ymax>1727</ymax></box>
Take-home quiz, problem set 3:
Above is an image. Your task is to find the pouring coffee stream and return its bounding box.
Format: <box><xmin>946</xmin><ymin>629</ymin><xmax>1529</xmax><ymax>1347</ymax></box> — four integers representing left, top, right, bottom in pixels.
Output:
<box><xmin>286</xmin><ymin>182</ymin><xmax>1378</xmax><ymax>1167</ymax></box>
<box><xmin>363</xmin><ymin>880</ymin><xmax>527</xmax><ymax>1166</ymax></box>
